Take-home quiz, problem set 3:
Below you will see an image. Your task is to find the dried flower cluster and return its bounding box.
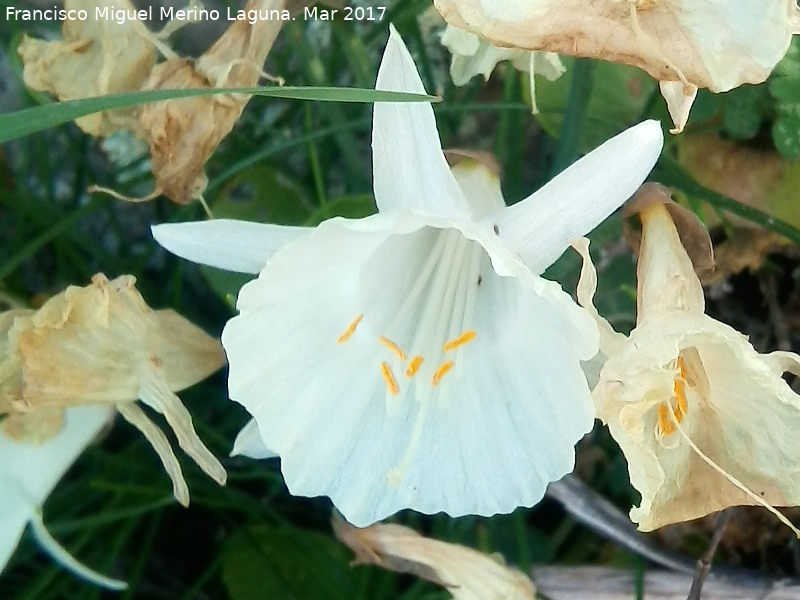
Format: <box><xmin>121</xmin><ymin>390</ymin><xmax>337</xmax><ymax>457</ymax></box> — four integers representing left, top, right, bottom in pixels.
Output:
<box><xmin>19</xmin><ymin>0</ymin><xmax>286</xmax><ymax>205</ymax></box>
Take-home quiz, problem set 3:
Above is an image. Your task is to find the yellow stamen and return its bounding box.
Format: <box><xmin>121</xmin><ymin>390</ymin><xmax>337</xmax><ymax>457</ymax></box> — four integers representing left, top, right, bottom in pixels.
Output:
<box><xmin>380</xmin><ymin>362</ymin><xmax>399</xmax><ymax>396</ymax></box>
<box><xmin>431</xmin><ymin>361</ymin><xmax>455</xmax><ymax>386</ymax></box>
<box><xmin>337</xmin><ymin>314</ymin><xmax>363</xmax><ymax>344</ymax></box>
<box><xmin>657</xmin><ymin>404</ymin><xmax>675</xmax><ymax>436</ymax></box>
<box><xmin>406</xmin><ymin>356</ymin><xmax>424</xmax><ymax>378</ymax></box>
<box><xmin>677</xmin><ymin>355</ymin><xmax>687</xmax><ymax>381</ymax></box>
<box><xmin>379</xmin><ymin>336</ymin><xmax>407</xmax><ymax>361</ymax></box>
<box><xmin>674</xmin><ymin>379</ymin><xmax>688</xmax><ymax>419</ymax></box>
<box><xmin>443</xmin><ymin>330</ymin><xmax>477</xmax><ymax>352</ymax></box>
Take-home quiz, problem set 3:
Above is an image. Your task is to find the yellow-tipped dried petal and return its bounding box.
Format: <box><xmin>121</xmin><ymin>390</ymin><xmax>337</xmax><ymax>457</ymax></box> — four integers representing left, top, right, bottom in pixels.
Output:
<box><xmin>334</xmin><ymin>516</ymin><xmax>536</xmax><ymax>600</ymax></box>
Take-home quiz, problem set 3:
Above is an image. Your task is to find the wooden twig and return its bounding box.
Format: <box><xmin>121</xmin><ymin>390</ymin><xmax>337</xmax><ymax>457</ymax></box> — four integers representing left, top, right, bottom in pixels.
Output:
<box><xmin>532</xmin><ymin>566</ymin><xmax>800</xmax><ymax>600</ymax></box>
<box><xmin>546</xmin><ymin>475</ymin><xmax>694</xmax><ymax>573</ymax></box>
<box><xmin>687</xmin><ymin>509</ymin><xmax>733</xmax><ymax>600</ymax></box>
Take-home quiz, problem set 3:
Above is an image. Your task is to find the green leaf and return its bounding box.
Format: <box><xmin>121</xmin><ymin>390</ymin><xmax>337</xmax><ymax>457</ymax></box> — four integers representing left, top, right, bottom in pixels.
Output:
<box><xmin>721</xmin><ymin>86</ymin><xmax>764</xmax><ymax>141</ymax></box>
<box><xmin>535</xmin><ymin>58</ymin><xmax>656</xmax><ymax>152</ymax></box>
<box><xmin>221</xmin><ymin>526</ymin><xmax>358</xmax><ymax>600</ymax></box>
<box><xmin>656</xmin><ymin>155</ymin><xmax>800</xmax><ymax>245</ymax></box>
<box><xmin>773</xmin><ymin>117</ymin><xmax>800</xmax><ymax>159</ymax></box>
<box><xmin>770</xmin><ymin>77</ymin><xmax>800</xmax><ymax>107</ymax></box>
<box><xmin>0</xmin><ymin>86</ymin><xmax>439</xmax><ymax>143</ymax></box>
<box><xmin>211</xmin><ymin>165</ymin><xmax>314</xmax><ymax>225</ymax></box>
<box><xmin>305</xmin><ymin>195</ymin><xmax>377</xmax><ymax>226</ymax></box>
<box><xmin>773</xmin><ymin>36</ymin><xmax>800</xmax><ymax>78</ymax></box>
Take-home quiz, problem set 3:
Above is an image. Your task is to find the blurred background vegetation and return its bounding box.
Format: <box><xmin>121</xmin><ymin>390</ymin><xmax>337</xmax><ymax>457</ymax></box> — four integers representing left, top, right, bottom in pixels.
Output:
<box><xmin>2</xmin><ymin>0</ymin><xmax>800</xmax><ymax>598</ymax></box>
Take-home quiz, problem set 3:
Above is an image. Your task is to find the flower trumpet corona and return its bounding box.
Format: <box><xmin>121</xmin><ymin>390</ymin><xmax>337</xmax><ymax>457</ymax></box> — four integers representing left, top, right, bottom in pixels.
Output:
<box><xmin>333</xmin><ymin>515</ymin><xmax>536</xmax><ymax>600</ymax></box>
<box><xmin>576</xmin><ymin>192</ymin><xmax>800</xmax><ymax>532</ymax></box>
<box><xmin>434</xmin><ymin>0</ymin><xmax>800</xmax><ymax>133</ymax></box>
<box><xmin>0</xmin><ymin>274</ymin><xmax>227</xmax><ymax>507</ymax></box>
<box><xmin>152</xmin><ymin>26</ymin><xmax>663</xmax><ymax>526</ymax></box>
<box><xmin>0</xmin><ymin>406</ymin><xmax>126</xmax><ymax>589</ymax></box>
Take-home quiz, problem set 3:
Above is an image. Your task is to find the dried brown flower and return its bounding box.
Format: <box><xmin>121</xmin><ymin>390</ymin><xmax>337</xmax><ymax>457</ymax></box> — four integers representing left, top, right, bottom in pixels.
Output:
<box><xmin>0</xmin><ymin>274</ymin><xmax>227</xmax><ymax>505</ymax></box>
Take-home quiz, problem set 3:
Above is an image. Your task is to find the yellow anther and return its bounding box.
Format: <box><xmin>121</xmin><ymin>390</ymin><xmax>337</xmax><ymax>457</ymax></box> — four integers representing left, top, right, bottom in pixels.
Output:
<box><xmin>431</xmin><ymin>361</ymin><xmax>455</xmax><ymax>386</ymax></box>
<box><xmin>379</xmin><ymin>336</ymin><xmax>407</xmax><ymax>361</ymax></box>
<box><xmin>406</xmin><ymin>356</ymin><xmax>424</xmax><ymax>378</ymax></box>
<box><xmin>337</xmin><ymin>314</ymin><xmax>363</xmax><ymax>344</ymax></box>
<box><xmin>443</xmin><ymin>330</ymin><xmax>477</xmax><ymax>352</ymax></box>
<box><xmin>677</xmin><ymin>355</ymin><xmax>687</xmax><ymax>381</ymax></box>
<box><xmin>657</xmin><ymin>404</ymin><xmax>675</xmax><ymax>436</ymax></box>
<box><xmin>380</xmin><ymin>362</ymin><xmax>399</xmax><ymax>396</ymax></box>
<box><xmin>674</xmin><ymin>379</ymin><xmax>688</xmax><ymax>419</ymax></box>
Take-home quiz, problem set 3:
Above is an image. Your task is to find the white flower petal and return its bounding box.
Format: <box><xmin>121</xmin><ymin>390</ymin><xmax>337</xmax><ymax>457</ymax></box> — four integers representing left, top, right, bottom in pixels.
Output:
<box><xmin>0</xmin><ymin>405</ymin><xmax>113</xmax><ymax>573</ymax></box>
<box><xmin>151</xmin><ymin>219</ymin><xmax>308</xmax><ymax>274</ymax></box>
<box><xmin>372</xmin><ymin>26</ymin><xmax>471</xmax><ymax>219</ymax></box>
<box><xmin>442</xmin><ymin>25</ymin><xmax>527</xmax><ymax>86</ymax></box>
<box><xmin>230</xmin><ymin>418</ymin><xmax>277</xmax><ymax>459</ymax></box>
<box><xmin>225</xmin><ymin>214</ymin><xmax>596</xmax><ymax>526</ymax></box>
<box><xmin>29</xmin><ymin>513</ymin><xmax>127</xmax><ymax>590</ymax></box>
<box><xmin>490</xmin><ymin>120</ymin><xmax>663</xmax><ymax>273</ymax></box>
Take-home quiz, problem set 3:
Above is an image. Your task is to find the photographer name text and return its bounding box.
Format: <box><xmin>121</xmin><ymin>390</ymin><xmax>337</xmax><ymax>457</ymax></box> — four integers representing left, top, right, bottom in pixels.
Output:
<box><xmin>5</xmin><ymin>5</ymin><xmax>386</xmax><ymax>25</ymax></box>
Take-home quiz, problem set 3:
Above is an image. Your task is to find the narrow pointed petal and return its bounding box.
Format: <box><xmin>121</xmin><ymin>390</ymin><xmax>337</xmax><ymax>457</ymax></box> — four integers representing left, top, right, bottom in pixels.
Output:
<box><xmin>636</xmin><ymin>203</ymin><xmax>705</xmax><ymax>323</ymax></box>
<box><xmin>372</xmin><ymin>26</ymin><xmax>471</xmax><ymax>219</ymax></box>
<box><xmin>0</xmin><ymin>405</ymin><xmax>113</xmax><ymax>572</ymax></box>
<box><xmin>151</xmin><ymin>219</ymin><xmax>308</xmax><ymax>274</ymax></box>
<box><xmin>138</xmin><ymin>368</ymin><xmax>227</xmax><ymax>486</ymax></box>
<box><xmin>29</xmin><ymin>513</ymin><xmax>127</xmax><ymax>591</ymax></box>
<box><xmin>231</xmin><ymin>419</ymin><xmax>277</xmax><ymax>459</ymax></box>
<box><xmin>659</xmin><ymin>81</ymin><xmax>698</xmax><ymax>135</ymax></box>
<box><xmin>491</xmin><ymin>121</ymin><xmax>663</xmax><ymax>274</ymax></box>
<box><xmin>571</xmin><ymin>237</ymin><xmax>627</xmax><ymax>359</ymax></box>
<box><xmin>117</xmin><ymin>402</ymin><xmax>190</xmax><ymax>506</ymax></box>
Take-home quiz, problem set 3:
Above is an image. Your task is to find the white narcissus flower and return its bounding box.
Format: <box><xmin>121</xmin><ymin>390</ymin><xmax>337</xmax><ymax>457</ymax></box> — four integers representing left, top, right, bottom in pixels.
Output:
<box><xmin>434</xmin><ymin>0</ymin><xmax>800</xmax><ymax>133</ymax></box>
<box><xmin>440</xmin><ymin>24</ymin><xmax>565</xmax><ymax>113</ymax></box>
<box><xmin>1</xmin><ymin>406</ymin><xmax>126</xmax><ymax>590</ymax></box>
<box><xmin>152</xmin><ymin>26</ymin><xmax>663</xmax><ymax>527</ymax></box>
<box><xmin>575</xmin><ymin>198</ymin><xmax>800</xmax><ymax>532</ymax></box>
<box><xmin>333</xmin><ymin>516</ymin><xmax>535</xmax><ymax>600</ymax></box>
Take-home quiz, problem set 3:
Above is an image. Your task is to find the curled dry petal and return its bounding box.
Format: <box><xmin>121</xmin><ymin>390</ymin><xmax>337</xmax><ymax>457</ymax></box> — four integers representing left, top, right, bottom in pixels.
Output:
<box><xmin>582</xmin><ymin>202</ymin><xmax>800</xmax><ymax>531</ymax></box>
<box><xmin>434</xmin><ymin>0</ymin><xmax>800</xmax><ymax>132</ymax></box>
<box><xmin>334</xmin><ymin>516</ymin><xmax>536</xmax><ymax>600</ymax></box>
<box><xmin>0</xmin><ymin>274</ymin><xmax>227</xmax><ymax>504</ymax></box>
<box><xmin>17</xmin><ymin>0</ymin><xmax>157</xmax><ymax>136</ymax></box>
<box><xmin>138</xmin><ymin>0</ymin><xmax>285</xmax><ymax>204</ymax></box>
